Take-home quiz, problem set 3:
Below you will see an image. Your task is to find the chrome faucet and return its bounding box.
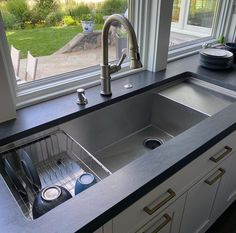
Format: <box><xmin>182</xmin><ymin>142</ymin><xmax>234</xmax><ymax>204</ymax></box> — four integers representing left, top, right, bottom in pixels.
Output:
<box><xmin>100</xmin><ymin>14</ymin><xmax>142</xmax><ymax>96</ymax></box>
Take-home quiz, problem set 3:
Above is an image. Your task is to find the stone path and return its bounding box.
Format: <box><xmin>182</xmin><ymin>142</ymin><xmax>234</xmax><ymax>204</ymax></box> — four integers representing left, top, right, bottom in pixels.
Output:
<box><xmin>18</xmin><ymin>46</ymin><xmax>117</xmax><ymax>82</ymax></box>
<box><xmin>17</xmin><ymin>32</ymin><xmax>201</xmax><ymax>83</ymax></box>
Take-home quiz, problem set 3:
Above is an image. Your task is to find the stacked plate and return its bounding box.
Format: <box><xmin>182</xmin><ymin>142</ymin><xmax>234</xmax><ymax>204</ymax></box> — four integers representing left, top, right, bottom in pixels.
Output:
<box><xmin>200</xmin><ymin>48</ymin><xmax>234</xmax><ymax>70</ymax></box>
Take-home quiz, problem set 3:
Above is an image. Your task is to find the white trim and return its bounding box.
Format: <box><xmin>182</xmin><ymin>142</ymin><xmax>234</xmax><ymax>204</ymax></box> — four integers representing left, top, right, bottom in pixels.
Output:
<box><xmin>171</xmin><ymin>26</ymin><xmax>211</xmax><ymax>38</ymax></box>
<box><xmin>172</xmin><ymin>0</ymin><xmax>218</xmax><ymax>35</ymax></box>
<box><xmin>182</xmin><ymin>0</ymin><xmax>216</xmax><ymax>35</ymax></box>
<box><xmin>168</xmin><ymin>0</ymin><xmax>234</xmax><ymax>60</ymax></box>
<box><xmin>0</xmin><ymin>13</ymin><xmax>16</xmax><ymax>122</ymax></box>
<box><xmin>179</xmin><ymin>0</ymin><xmax>187</xmax><ymax>28</ymax></box>
<box><xmin>229</xmin><ymin>1</ymin><xmax>236</xmax><ymax>42</ymax></box>
<box><xmin>153</xmin><ymin>0</ymin><xmax>174</xmax><ymax>71</ymax></box>
<box><xmin>168</xmin><ymin>50</ymin><xmax>199</xmax><ymax>62</ymax></box>
<box><xmin>215</xmin><ymin>0</ymin><xmax>232</xmax><ymax>38</ymax></box>
<box><xmin>0</xmin><ymin>16</ymin><xmax>17</xmax><ymax>101</ymax></box>
<box><xmin>138</xmin><ymin>0</ymin><xmax>173</xmax><ymax>72</ymax></box>
<box><xmin>129</xmin><ymin>0</ymin><xmax>149</xmax><ymax>68</ymax></box>
<box><xmin>168</xmin><ymin>38</ymin><xmax>218</xmax><ymax>60</ymax></box>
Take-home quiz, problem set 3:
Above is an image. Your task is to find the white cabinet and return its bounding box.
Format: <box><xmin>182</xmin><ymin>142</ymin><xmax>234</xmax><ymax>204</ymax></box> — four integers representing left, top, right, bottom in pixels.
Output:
<box><xmin>136</xmin><ymin>194</ymin><xmax>186</xmax><ymax>233</ymax></box>
<box><xmin>180</xmin><ymin>164</ymin><xmax>226</xmax><ymax>233</ymax></box>
<box><xmin>180</xmin><ymin>141</ymin><xmax>236</xmax><ymax>233</ymax></box>
<box><xmin>211</xmin><ymin>151</ymin><xmax>236</xmax><ymax>221</ymax></box>
<box><xmin>112</xmin><ymin>188</ymin><xmax>178</xmax><ymax>233</ymax></box>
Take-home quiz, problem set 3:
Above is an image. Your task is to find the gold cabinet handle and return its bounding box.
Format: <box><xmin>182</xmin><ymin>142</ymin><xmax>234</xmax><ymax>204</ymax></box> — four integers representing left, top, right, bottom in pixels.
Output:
<box><xmin>210</xmin><ymin>146</ymin><xmax>232</xmax><ymax>163</ymax></box>
<box><xmin>142</xmin><ymin>214</ymin><xmax>171</xmax><ymax>233</ymax></box>
<box><xmin>205</xmin><ymin>168</ymin><xmax>225</xmax><ymax>186</ymax></box>
<box><xmin>143</xmin><ymin>189</ymin><xmax>176</xmax><ymax>215</ymax></box>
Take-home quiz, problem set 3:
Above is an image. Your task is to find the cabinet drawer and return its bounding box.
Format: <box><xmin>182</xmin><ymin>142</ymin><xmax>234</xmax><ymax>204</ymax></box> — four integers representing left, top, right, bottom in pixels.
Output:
<box><xmin>136</xmin><ymin>194</ymin><xmax>186</xmax><ymax>233</ymax></box>
<box><xmin>112</xmin><ymin>131</ymin><xmax>236</xmax><ymax>233</ymax></box>
<box><xmin>193</xmin><ymin>130</ymin><xmax>236</xmax><ymax>180</ymax></box>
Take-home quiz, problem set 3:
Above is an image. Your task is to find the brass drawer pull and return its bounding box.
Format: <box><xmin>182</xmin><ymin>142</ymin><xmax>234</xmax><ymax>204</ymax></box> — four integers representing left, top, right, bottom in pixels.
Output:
<box><xmin>205</xmin><ymin>168</ymin><xmax>225</xmax><ymax>186</ymax></box>
<box><xmin>210</xmin><ymin>146</ymin><xmax>232</xmax><ymax>163</ymax></box>
<box><xmin>143</xmin><ymin>189</ymin><xmax>176</xmax><ymax>215</ymax></box>
<box><xmin>143</xmin><ymin>214</ymin><xmax>171</xmax><ymax>233</ymax></box>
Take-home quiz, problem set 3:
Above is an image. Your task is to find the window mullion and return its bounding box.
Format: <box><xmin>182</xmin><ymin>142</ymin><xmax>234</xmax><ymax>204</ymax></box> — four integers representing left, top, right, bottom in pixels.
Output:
<box><xmin>227</xmin><ymin>2</ymin><xmax>236</xmax><ymax>42</ymax></box>
<box><xmin>213</xmin><ymin>0</ymin><xmax>233</xmax><ymax>40</ymax></box>
<box><xmin>179</xmin><ymin>0</ymin><xmax>188</xmax><ymax>29</ymax></box>
<box><xmin>0</xmin><ymin>13</ymin><xmax>16</xmax><ymax>122</ymax></box>
<box><xmin>150</xmin><ymin>0</ymin><xmax>174</xmax><ymax>72</ymax></box>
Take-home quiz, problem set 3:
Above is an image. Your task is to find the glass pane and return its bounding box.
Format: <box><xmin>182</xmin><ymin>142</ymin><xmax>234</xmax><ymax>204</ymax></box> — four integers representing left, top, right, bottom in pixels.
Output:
<box><xmin>0</xmin><ymin>0</ymin><xmax>128</xmax><ymax>84</ymax></box>
<box><xmin>170</xmin><ymin>0</ymin><xmax>219</xmax><ymax>48</ymax></box>
<box><xmin>172</xmin><ymin>0</ymin><xmax>182</xmax><ymax>23</ymax></box>
<box><xmin>187</xmin><ymin>0</ymin><xmax>218</xmax><ymax>28</ymax></box>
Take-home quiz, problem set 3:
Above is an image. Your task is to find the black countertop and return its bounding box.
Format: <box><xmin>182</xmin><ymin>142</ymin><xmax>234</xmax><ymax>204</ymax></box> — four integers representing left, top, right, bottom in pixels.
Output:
<box><xmin>1</xmin><ymin>54</ymin><xmax>236</xmax><ymax>233</ymax></box>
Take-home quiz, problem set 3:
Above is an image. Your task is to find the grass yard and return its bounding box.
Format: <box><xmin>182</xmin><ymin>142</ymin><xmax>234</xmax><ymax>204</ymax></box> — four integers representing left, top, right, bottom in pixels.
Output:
<box><xmin>6</xmin><ymin>24</ymin><xmax>103</xmax><ymax>58</ymax></box>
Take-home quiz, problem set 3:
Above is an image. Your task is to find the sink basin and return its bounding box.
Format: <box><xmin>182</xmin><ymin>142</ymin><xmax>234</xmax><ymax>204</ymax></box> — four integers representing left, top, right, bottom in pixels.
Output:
<box><xmin>62</xmin><ymin>83</ymin><xmax>209</xmax><ymax>173</ymax></box>
<box><xmin>62</xmin><ymin>76</ymin><xmax>236</xmax><ymax>173</ymax></box>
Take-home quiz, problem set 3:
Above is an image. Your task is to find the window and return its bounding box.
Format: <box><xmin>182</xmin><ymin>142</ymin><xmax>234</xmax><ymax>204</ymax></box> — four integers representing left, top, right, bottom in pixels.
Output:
<box><xmin>0</xmin><ymin>0</ymin><xmax>128</xmax><ymax>85</ymax></box>
<box><xmin>0</xmin><ymin>0</ymin><xmax>234</xmax><ymax>112</ymax></box>
<box><xmin>169</xmin><ymin>0</ymin><xmax>220</xmax><ymax>48</ymax></box>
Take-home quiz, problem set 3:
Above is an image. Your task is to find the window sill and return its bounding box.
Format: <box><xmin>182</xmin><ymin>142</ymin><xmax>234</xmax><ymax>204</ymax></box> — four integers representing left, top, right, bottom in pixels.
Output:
<box><xmin>168</xmin><ymin>38</ymin><xmax>217</xmax><ymax>62</ymax></box>
<box><xmin>16</xmin><ymin>63</ymin><xmax>145</xmax><ymax>109</ymax></box>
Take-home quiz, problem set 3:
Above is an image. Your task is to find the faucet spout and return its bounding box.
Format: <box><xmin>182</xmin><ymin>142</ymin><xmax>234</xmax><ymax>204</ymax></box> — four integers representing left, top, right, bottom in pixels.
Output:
<box><xmin>100</xmin><ymin>14</ymin><xmax>142</xmax><ymax>96</ymax></box>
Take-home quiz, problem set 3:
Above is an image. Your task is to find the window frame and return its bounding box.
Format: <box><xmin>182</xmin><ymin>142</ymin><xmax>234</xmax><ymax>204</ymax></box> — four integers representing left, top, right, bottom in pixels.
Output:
<box><xmin>0</xmin><ymin>0</ymin><xmax>146</xmax><ymax>109</ymax></box>
<box><xmin>172</xmin><ymin>0</ymin><xmax>219</xmax><ymax>35</ymax></box>
<box><xmin>0</xmin><ymin>0</ymin><xmax>235</xmax><ymax>112</ymax></box>
<box><xmin>168</xmin><ymin>0</ymin><xmax>235</xmax><ymax>60</ymax></box>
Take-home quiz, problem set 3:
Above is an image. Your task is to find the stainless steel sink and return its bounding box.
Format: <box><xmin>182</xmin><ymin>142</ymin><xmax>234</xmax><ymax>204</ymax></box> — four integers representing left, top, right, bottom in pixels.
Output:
<box><xmin>62</xmin><ymin>76</ymin><xmax>236</xmax><ymax>173</ymax></box>
<box><xmin>61</xmin><ymin>84</ymin><xmax>209</xmax><ymax>173</ymax></box>
<box><xmin>61</xmin><ymin>76</ymin><xmax>236</xmax><ymax>173</ymax></box>
<box><xmin>158</xmin><ymin>78</ymin><xmax>236</xmax><ymax>116</ymax></box>
<box><xmin>3</xmin><ymin>75</ymin><xmax>236</xmax><ymax>220</ymax></box>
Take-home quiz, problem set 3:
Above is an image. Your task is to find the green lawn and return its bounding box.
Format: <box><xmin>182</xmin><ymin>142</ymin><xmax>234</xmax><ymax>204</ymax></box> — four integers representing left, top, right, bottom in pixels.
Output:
<box><xmin>6</xmin><ymin>24</ymin><xmax>103</xmax><ymax>58</ymax></box>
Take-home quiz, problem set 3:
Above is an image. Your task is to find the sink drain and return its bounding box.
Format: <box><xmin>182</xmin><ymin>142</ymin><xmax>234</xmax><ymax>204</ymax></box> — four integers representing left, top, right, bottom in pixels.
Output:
<box><xmin>143</xmin><ymin>138</ymin><xmax>163</xmax><ymax>150</ymax></box>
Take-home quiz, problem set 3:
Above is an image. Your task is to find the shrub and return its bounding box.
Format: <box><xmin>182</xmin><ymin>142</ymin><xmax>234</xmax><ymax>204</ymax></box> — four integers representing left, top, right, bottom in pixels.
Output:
<box><xmin>92</xmin><ymin>13</ymin><xmax>104</xmax><ymax>24</ymax></box>
<box><xmin>28</xmin><ymin>8</ymin><xmax>42</xmax><ymax>26</ymax></box>
<box><xmin>67</xmin><ymin>3</ymin><xmax>91</xmax><ymax>20</ymax></box>
<box><xmin>99</xmin><ymin>0</ymin><xmax>127</xmax><ymax>15</ymax></box>
<box><xmin>1</xmin><ymin>10</ymin><xmax>18</xmax><ymax>30</ymax></box>
<box><xmin>6</xmin><ymin>0</ymin><xmax>30</xmax><ymax>28</ymax></box>
<box><xmin>63</xmin><ymin>15</ymin><xmax>76</xmax><ymax>26</ymax></box>
<box><xmin>45</xmin><ymin>11</ymin><xmax>64</xmax><ymax>26</ymax></box>
<box><xmin>80</xmin><ymin>13</ymin><xmax>93</xmax><ymax>21</ymax></box>
<box><xmin>33</xmin><ymin>0</ymin><xmax>59</xmax><ymax>20</ymax></box>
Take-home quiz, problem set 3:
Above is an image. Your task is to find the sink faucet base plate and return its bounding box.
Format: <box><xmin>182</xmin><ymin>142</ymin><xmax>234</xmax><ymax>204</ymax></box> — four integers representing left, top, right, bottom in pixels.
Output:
<box><xmin>100</xmin><ymin>91</ymin><xmax>112</xmax><ymax>96</ymax></box>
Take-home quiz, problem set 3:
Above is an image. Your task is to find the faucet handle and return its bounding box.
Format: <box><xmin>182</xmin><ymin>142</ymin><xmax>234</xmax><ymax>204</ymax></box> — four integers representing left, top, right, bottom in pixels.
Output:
<box><xmin>109</xmin><ymin>52</ymin><xmax>127</xmax><ymax>74</ymax></box>
<box><xmin>117</xmin><ymin>52</ymin><xmax>127</xmax><ymax>67</ymax></box>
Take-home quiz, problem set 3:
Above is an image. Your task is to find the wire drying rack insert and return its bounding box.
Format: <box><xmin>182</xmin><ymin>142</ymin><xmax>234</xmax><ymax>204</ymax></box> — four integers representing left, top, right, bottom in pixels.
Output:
<box><xmin>0</xmin><ymin>130</ymin><xmax>111</xmax><ymax>219</ymax></box>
